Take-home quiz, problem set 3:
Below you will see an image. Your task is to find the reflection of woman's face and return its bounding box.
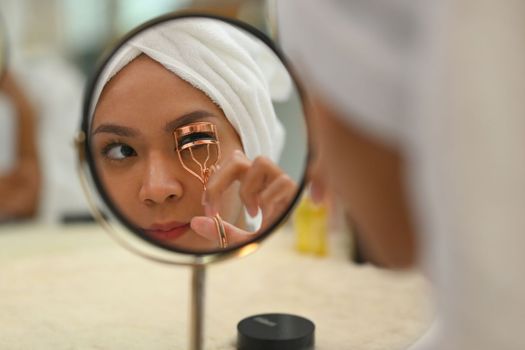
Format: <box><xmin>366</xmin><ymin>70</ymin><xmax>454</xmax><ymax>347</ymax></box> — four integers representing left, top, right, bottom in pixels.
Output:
<box><xmin>92</xmin><ymin>54</ymin><xmax>244</xmax><ymax>251</ymax></box>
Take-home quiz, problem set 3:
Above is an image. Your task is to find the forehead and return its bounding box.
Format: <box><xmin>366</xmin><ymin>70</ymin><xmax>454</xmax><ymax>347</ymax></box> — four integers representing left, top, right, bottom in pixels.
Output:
<box><xmin>92</xmin><ymin>54</ymin><xmax>224</xmax><ymax>129</ymax></box>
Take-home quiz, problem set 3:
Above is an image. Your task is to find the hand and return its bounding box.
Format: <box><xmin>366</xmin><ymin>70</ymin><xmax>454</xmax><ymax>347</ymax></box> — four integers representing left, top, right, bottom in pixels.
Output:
<box><xmin>191</xmin><ymin>150</ymin><xmax>297</xmax><ymax>246</ymax></box>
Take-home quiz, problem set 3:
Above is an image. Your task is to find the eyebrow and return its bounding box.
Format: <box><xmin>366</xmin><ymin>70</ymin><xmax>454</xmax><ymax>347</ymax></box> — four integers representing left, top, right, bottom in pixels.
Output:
<box><xmin>92</xmin><ymin>124</ymin><xmax>139</xmax><ymax>137</ymax></box>
<box><xmin>92</xmin><ymin>110</ymin><xmax>216</xmax><ymax>137</ymax></box>
<box><xmin>164</xmin><ymin>110</ymin><xmax>217</xmax><ymax>133</ymax></box>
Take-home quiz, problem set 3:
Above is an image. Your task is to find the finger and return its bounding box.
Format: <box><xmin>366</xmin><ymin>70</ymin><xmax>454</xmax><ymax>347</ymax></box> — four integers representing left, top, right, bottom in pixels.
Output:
<box><xmin>190</xmin><ymin>216</ymin><xmax>256</xmax><ymax>246</ymax></box>
<box><xmin>239</xmin><ymin>156</ymin><xmax>284</xmax><ymax>217</ymax></box>
<box><xmin>259</xmin><ymin>174</ymin><xmax>298</xmax><ymax>229</ymax></box>
<box><xmin>204</xmin><ymin>150</ymin><xmax>250</xmax><ymax>216</ymax></box>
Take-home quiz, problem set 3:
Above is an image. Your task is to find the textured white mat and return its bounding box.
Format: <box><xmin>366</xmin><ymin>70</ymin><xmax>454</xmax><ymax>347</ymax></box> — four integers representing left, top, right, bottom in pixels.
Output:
<box><xmin>0</xmin><ymin>223</ymin><xmax>432</xmax><ymax>349</ymax></box>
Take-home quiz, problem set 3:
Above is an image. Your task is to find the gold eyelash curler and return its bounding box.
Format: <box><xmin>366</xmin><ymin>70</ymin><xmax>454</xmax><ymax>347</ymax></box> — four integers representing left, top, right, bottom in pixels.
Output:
<box><xmin>174</xmin><ymin>122</ymin><xmax>228</xmax><ymax>248</ymax></box>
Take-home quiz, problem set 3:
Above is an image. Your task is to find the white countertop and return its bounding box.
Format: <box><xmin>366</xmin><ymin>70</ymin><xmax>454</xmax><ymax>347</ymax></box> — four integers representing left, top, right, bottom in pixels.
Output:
<box><xmin>0</xmin><ymin>223</ymin><xmax>432</xmax><ymax>349</ymax></box>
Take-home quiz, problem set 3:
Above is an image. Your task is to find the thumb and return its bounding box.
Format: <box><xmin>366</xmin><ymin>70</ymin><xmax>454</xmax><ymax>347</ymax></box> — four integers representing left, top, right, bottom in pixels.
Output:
<box><xmin>191</xmin><ymin>216</ymin><xmax>256</xmax><ymax>246</ymax></box>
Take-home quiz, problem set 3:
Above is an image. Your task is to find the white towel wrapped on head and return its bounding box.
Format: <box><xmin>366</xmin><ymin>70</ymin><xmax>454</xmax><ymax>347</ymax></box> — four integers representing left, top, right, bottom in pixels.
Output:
<box><xmin>91</xmin><ymin>18</ymin><xmax>289</xmax><ymax>163</ymax></box>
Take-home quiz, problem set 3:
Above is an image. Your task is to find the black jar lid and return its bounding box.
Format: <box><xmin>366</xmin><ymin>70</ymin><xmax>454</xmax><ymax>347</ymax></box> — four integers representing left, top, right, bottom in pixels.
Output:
<box><xmin>237</xmin><ymin>313</ymin><xmax>315</xmax><ymax>350</ymax></box>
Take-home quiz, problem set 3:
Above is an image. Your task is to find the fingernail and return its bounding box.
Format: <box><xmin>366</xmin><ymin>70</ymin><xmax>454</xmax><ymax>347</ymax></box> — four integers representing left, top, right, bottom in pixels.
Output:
<box><xmin>247</xmin><ymin>205</ymin><xmax>258</xmax><ymax>217</ymax></box>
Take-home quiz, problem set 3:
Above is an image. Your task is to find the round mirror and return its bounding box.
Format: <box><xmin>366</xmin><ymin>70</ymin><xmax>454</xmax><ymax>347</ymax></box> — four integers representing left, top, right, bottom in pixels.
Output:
<box><xmin>77</xmin><ymin>13</ymin><xmax>308</xmax><ymax>263</ymax></box>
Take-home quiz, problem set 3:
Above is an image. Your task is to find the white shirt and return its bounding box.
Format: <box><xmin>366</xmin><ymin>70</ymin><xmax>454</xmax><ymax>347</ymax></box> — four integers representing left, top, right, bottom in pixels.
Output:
<box><xmin>278</xmin><ymin>1</ymin><xmax>525</xmax><ymax>349</ymax></box>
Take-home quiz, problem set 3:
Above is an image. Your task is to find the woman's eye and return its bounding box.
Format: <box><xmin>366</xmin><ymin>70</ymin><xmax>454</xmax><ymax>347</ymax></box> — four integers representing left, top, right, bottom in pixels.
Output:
<box><xmin>102</xmin><ymin>143</ymin><xmax>137</xmax><ymax>160</ymax></box>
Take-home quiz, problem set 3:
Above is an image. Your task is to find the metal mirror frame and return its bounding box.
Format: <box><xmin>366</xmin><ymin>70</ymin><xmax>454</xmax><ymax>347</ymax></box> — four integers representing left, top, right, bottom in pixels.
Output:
<box><xmin>75</xmin><ymin>11</ymin><xmax>309</xmax><ymax>266</ymax></box>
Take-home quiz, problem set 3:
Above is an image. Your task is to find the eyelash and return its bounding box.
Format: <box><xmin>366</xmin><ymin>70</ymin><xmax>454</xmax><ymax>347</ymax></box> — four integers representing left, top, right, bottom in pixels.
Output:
<box><xmin>177</xmin><ymin>132</ymin><xmax>215</xmax><ymax>149</ymax></box>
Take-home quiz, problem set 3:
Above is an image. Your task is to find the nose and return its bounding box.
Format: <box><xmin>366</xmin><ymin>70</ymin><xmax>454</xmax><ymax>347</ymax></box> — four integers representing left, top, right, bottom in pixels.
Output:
<box><xmin>139</xmin><ymin>152</ymin><xmax>184</xmax><ymax>205</ymax></box>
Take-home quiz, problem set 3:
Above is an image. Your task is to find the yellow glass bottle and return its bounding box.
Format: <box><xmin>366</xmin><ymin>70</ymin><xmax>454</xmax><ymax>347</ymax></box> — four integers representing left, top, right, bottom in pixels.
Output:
<box><xmin>293</xmin><ymin>193</ymin><xmax>328</xmax><ymax>256</ymax></box>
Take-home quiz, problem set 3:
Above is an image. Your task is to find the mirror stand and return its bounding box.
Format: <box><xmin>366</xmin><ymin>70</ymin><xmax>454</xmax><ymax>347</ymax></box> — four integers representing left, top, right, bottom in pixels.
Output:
<box><xmin>77</xmin><ymin>12</ymin><xmax>309</xmax><ymax>350</ymax></box>
<box><xmin>190</xmin><ymin>264</ymin><xmax>206</xmax><ymax>350</ymax></box>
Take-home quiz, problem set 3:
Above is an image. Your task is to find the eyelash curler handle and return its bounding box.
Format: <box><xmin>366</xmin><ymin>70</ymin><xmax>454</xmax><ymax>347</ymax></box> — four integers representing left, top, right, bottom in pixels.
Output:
<box><xmin>213</xmin><ymin>214</ymin><xmax>228</xmax><ymax>248</ymax></box>
<box><xmin>174</xmin><ymin>122</ymin><xmax>227</xmax><ymax>248</ymax></box>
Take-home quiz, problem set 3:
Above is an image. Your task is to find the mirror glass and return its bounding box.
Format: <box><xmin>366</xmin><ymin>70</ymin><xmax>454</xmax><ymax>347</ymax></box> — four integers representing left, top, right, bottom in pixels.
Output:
<box><xmin>82</xmin><ymin>15</ymin><xmax>308</xmax><ymax>255</ymax></box>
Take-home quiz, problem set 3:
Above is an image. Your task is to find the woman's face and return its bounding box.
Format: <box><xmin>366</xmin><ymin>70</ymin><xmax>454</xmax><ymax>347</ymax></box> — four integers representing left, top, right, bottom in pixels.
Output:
<box><xmin>92</xmin><ymin>54</ymin><xmax>244</xmax><ymax>251</ymax></box>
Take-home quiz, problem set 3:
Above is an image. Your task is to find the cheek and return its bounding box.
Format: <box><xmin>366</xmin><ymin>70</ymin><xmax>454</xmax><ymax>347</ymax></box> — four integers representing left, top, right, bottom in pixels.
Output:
<box><xmin>97</xmin><ymin>163</ymin><xmax>141</xmax><ymax>210</ymax></box>
<box><xmin>220</xmin><ymin>143</ymin><xmax>243</xmax><ymax>162</ymax></box>
<box><xmin>217</xmin><ymin>122</ymin><xmax>243</xmax><ymax>156</ymax></box>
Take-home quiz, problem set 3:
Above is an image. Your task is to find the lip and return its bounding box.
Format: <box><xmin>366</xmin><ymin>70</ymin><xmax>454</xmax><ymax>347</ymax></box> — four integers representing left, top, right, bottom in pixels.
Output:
<box><xmin>145</xmin><ymin>222</ymin><xmax>190</xmax><ymax>241</ymax></box>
